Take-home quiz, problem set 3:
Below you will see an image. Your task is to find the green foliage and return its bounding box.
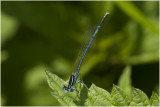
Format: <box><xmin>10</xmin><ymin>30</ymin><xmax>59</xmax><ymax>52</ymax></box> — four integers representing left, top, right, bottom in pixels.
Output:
<box><xmin>45</xmin><ymin>70</ymin><xmax>77</xmax><ymax>106</ymax></box>
<box><xmin>115</xmin><ymin>1</ymin><xmax>159</xmax><ymax>34</ymax></box>
<box><xmin>1</xmin><ymin>1</ymin><xmax>159</xmax><ymax>106</ymax></box>
<box><xmin>111</xmin><ymin>85</ymin><xmax>130</xmax><ymax>106</ymax></box>
<box><xmin>118</xmin><ymin>65</ymin><xmax>132</xmax><ymax>95</ymax></box>
<box><xmin>129</xmin><ymin>88</ymin><xmax>150</xmax><ymax>106</ymax></box>
<box><xmin>150</xmin><ymin>92</ymin><xmax>159</xmax><ymax>106</ymax></box>
<box><xmin>45</xmin><ymin>65</ymin><xmax>159</xmax><ymax>106</ymax></box>
<box><xmin>85</xmin><ymin>84</ymin><xmax>112</xmax><ymax>106</ymax></box>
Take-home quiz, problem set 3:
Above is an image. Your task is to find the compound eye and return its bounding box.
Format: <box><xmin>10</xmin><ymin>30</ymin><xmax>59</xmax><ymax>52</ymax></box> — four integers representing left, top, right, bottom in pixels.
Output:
<box><xmin>62</xmin><ymin>85</ymin><xmax>67</xmax><ymax>90</ymax></box>
<box><xmin>62</xmin><ymin>85</ymin><xmax>65</xmax><ymax>90</ymax></box>
<box><xmin>69</xmin><ymin>88</ymin><xmax>74</xmax><ymax>92</ymax></box>
<box><xmin>62</xmin><ymin>85</ymin><xmax>69</xmax><ymax>93</ymax></box>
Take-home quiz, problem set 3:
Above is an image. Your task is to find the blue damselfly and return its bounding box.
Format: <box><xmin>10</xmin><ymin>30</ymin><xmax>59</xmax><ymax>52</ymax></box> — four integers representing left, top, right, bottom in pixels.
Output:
<box><xmin>62</xmin><ymin>12</ymin><xmax>109</xmax><ymax>99</ymax></box>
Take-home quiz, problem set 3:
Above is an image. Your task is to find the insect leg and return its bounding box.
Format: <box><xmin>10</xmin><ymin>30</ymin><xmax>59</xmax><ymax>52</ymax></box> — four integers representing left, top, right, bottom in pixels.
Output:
<box><xmin>72</xmin><ymin>79</ymin><xmax>88</xmax><ymax>90</ymax></box>
<box><xmin>74</xmin><ymin>86</ymin><xmax>79</xmax><ymax>101</ymax></box>
<box><xmin>78</xmin><ymin>74</ymin><xmax>88</xmax><ymax>89</ymax></box>
<box><xmin>79</xmin><ymin>80</ymin><xmax>88</xmax><ymax>89</ymax></box>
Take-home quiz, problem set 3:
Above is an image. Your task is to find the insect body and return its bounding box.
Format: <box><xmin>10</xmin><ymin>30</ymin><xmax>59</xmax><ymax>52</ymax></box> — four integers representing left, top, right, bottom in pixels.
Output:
<box><xmin>62</xmin><ymin>12</ymin><xmax>109</xmax><ymax>98</ymax></box>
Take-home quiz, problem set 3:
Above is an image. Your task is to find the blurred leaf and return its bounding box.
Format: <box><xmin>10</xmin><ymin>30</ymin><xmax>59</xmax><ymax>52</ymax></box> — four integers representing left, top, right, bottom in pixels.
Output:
<box><xmin>1</xmin><ymin>94</ymin><xmax>7</xmax><ymax>106</ymax></box>
<box><xmin>125</xmin><ymin>28</ymin><xmax>159</xmax><ymax>65</ymax></box>
<box><xmin>2</xmin><ymin>1</ymin><xmax>159</xmax><ymax>106</ymax></box>
<box><xmin>51</xmin><ymin>57</ymin><xmax>72</xmax><ymax>76</ymax></box>
<box><xmin>1</xmin><ymin>12</ymin><xmax>19</xmax><ymax>46</ymax></box>
<box><xmin>111</xmin><ymin>85</ymin><xmax>130</xmax><ymax>106</ymax></box>
<box><xmin>129</xmin><ymin>88</ymin><xmax>150</xmax><ymax>106</ymax></box>
<box><xmin>153</xmin><ymin>84</ymin><xmax>159</xmax><ymax>95</ymax></box>
<box><xmin>150</xmin><ymin>91</ymin><xmax>159</xmax><ymax>106</ymax></box>
<box><xmin>113</xmin><ymin>1</ymin><xmax>159</xmax><ymax>65</ymax></box>
<box><xmin>25</xmin><ymin>66</ymin><xmax>45</xmax><ymax>90</ymax></box>
<box><xmin>1</xmin><ymin>2</ymin><xmax>84</xmax><ymax>58</ymax></box>
<box><xmin>126</xmin><ymin>52</ymin><xmax>159</xmax><ymax>65</ymax></box>
<box><xmin>80</xmin><ymin>53</ymin><xmax>106</xmax><ymax>77</ymax></box>
<box><xmin>115</xmin><ymin>1</ymin><xmax>159</xmax><ymax>34</ymax></box>
<box><xmin>1</xmin><ymin>51</ymin><xmax>9</xmax><ymax>63</ymax></box>
<box><xmin>118</xmin><ymin>65</ymin><xmax>132</xmax><ymax>95</ymax></box>
<box><xmin>24</xmin><ymin>65</ymin><xmax>60</xmax><ymax>106</ymax></box>
<box><xmin>85</xmin><ymin>84</ymin><xmax>112</xmax><ymax>106</ymax></box>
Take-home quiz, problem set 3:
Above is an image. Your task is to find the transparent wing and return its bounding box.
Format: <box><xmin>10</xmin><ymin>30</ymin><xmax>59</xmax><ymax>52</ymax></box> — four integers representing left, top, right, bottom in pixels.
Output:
<box><xmin>73</xmin><ymin>25</ymin><xmax>97</xmax><ymax>76</ymax></box>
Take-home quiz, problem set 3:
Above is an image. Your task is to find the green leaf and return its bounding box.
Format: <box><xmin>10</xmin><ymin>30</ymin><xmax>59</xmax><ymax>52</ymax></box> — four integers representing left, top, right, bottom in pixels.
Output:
<box><xmin>85</xmin><ymin>84</ymin><xmax>112</xmax><ymax>106</ymax></box>
<box><xmin>150</xmin><ymin>91</ymin><xmax>159</xmax><ymax>106</ymax></box>
<box><xmin>111</xmin><ymin>85</ymin><xmax>130</xmax><ymax>106</ymax></box>
<box><xmin>130</xmin><ymin>88</ymin><xmax>150</xmax><ymax>106</ymax></box>
<box><xmin>115</xmin><ymin>1</ymin><xmax>158</xmax><ymax>34</ymax></box>
<box><xmin>45</xmin><ymin>71</ymin><xmax>159</xmax><ymax>106</ymax></box>
<box><xmin>45</xmin><ymin>71</ymin><xmax>77</xmax><ymax>106</ymax></box>
<box><xmin>45</xmin><ymin>71</ymin><xmax>112</xmax><ymax>106</ymax></box>
<box><xmin>118</xmin><ymin>65</ymin><xmax>132</xmax><ymax>96</ymax></box>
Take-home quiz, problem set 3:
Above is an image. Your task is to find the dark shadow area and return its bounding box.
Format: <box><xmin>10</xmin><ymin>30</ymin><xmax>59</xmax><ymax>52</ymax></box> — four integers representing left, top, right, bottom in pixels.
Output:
<box><xmin>132</xmin><ymin>62</ymin><xmax>159</xmax><ymax>97</ymax></box>
<box><xmin>74</xmin><ymin>86</ymin><xmax>88</xmax><ymax>106</ymax></box>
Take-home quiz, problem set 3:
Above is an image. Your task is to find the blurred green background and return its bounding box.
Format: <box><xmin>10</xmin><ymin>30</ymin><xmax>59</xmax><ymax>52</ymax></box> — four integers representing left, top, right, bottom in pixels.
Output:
<box><xmin>1</xmin><ymin>1</ymin><xmax>159</xmax><ymax>106</ymax></box>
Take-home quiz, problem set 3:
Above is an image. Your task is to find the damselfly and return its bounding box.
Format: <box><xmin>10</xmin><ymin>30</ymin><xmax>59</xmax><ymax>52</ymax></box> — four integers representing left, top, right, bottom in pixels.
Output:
<box><xmin>62</xmin><ymin>12</ymin><xmax>109</xmax><ymax>99</ymax></box>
